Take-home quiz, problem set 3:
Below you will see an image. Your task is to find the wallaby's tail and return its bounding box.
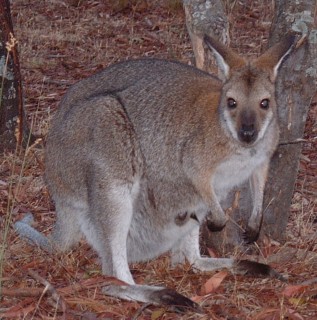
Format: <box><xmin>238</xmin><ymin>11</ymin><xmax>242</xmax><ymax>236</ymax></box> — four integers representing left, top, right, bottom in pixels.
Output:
<box><xmin>14</xmin><ymin>213</ymin><xmax>54</xmax><ymax>253</ymax></box>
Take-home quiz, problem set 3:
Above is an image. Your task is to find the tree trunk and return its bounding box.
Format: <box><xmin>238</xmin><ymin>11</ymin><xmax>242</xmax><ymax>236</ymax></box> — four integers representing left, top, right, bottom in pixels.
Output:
<box><xmin>0</xmin><ymin>0</ymin><xmax>30</xmax><ymax>151</ymax></box>
<box><xmin>183</xmin><ymin>0</ymin><xmax>229</xmax><ymax>72</ymax></box>
<box><xmin>184</xmin><ymin>0</ymin><xmax>317</xmax><ymax>253</ymax></box>
<box><xmin>261</xmin><ymin>0</ymin><xmax>317</xmax><ymax>240</ymax></box>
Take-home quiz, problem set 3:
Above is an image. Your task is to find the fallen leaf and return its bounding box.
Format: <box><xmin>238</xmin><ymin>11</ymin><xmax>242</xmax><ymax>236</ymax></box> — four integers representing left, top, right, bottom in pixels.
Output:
<box><xmin>282</xmin><ymin>284</ymin><xmax>308</xmax><ymax>297</ymax></box>
<box><xmin>288</xmin><ymin>297</ymin><xmax>307</xmax><ymax>307</ymax></box>
<box><xmin>207</xmin><ymin>247</ymin><xmax>218</xmax><ymax>258</ymax></box>
<box><xmin>151</xmin><ymin>308</ymin><xmax>165</xmax><ymax>320</ymax></box>
<box><xmin>285</xmin><ymin>308</ymin><xmax>305</xmax><ymax>320</ymax></box>
<box><xmin>201</xmin><ymin>270</ymin><xmax>228</xmax><ymax>296</ymax></box>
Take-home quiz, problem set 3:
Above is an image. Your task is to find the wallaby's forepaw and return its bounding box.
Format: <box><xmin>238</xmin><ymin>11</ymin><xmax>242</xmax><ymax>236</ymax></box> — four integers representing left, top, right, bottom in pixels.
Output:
<box><xmin>206</xmin><ymin>218</ymin><xmax>226</xmax><ymax>232</ymax></box>
<box><xmin>242</xmin><ymin>227</ymin><xmax>260</xmax><ymax>244</ymax></box>
<box><xmin>234</xmin><ymin>260</ymin><xmax>287</xmax><ymax>281</ymax></box>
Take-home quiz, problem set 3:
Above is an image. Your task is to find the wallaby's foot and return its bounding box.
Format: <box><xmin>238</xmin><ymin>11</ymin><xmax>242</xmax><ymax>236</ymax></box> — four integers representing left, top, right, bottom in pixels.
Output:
<box><xmin>150</xmin><ymin>288</ymin><xmax>203</xmax><ymax>313</ymax></box>
<box><xmin>103</xmin><ymin>284</ymin><xmax>203</xmax><ymax>313</ymax></box>
<box><xmin>233</xmin><ymin>260</ymin><xmax>287</xmax><ymax>281</ymax></box>
<box><xmin>242</xmin><ymin>227</ymin><xmax>260</xmax><ymax>244</ymax></box>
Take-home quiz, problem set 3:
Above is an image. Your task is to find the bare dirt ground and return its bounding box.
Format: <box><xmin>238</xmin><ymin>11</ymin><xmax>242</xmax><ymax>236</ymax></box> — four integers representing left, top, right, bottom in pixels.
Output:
<box><xmin>0</xmin><ymin>1</ymin><xmax>316</xmax><ymax>319</ymax></box>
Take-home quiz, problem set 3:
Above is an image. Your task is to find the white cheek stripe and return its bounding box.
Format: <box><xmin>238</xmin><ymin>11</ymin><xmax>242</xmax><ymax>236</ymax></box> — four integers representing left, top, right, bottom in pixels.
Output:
<box><xmin>257</xmin><ymin>111</ymin><xmax>273</xmax><ymax>142</ymax></box>
<box><xmin>223</xmin><ymin>108</ymin><xmax>239</xmax><ymax>140</ymax></box>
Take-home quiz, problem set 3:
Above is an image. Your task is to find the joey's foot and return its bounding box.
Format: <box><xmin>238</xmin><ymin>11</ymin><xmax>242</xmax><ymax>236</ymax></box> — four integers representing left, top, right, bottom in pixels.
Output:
<box><xmin>150</xmin><ymin>288</ymin><xmax>203</xmax><ymax>313</ymax></box>
<box><xmin>234</xmin><ymin>260</ymin><xmax>287</xmax><ymax>281</ymax></box>
<box><xmin>242</xmin><ymin>227</ymin><xmax>260</xmax><ymax>244</ymax></box>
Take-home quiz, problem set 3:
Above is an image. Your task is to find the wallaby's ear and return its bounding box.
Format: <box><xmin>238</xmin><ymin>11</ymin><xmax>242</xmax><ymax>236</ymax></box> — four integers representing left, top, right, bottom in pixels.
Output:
<box><xmin>254</xmin><ymin>34</ymin><xmax>296</xmax><ymax>82</ymax></box>
<box><xmin>204</xmin><ymin>35</ymin><xmax>246</xmax><ymax>80</ymax></box>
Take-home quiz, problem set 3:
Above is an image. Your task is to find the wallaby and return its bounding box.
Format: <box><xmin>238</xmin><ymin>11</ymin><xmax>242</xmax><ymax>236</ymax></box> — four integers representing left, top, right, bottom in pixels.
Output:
<box><xmin>15</xmin><ymin>35</ymin><xmax>295</xmax><ymax>311</ymax></box>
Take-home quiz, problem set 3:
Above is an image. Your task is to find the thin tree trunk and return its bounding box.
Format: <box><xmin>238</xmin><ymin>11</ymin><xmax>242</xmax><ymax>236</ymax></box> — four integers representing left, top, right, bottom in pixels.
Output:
<box><xmin>0</xmin><ymin>0</ymin><xmax>31</xmax><ymax>151</ymax></box>
<box><xmin>261</xmin><ymin>0</ymin><xmax>317</xmax><ymax>240</ymax></box>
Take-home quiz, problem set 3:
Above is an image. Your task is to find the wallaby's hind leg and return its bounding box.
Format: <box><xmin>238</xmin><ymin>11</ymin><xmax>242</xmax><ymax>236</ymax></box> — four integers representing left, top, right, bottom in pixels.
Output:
<box><xmin>67</xmin><ymin>95</ymin><xmax>144</xmax><ymax>284</ymax></box>
<box><xmin>82</xmin><ymin>167</ymin><xmax>203</xmax><ymax>311</ymax></box>
<box><xmin>51</xmin><ymin>200</ymin><xmax>84</xmax><ymax>251</ymax></box>
<box><xmin>80</xmin><ymin>178</ymin><xmax>137</xmax><ymax>284</ymax></box>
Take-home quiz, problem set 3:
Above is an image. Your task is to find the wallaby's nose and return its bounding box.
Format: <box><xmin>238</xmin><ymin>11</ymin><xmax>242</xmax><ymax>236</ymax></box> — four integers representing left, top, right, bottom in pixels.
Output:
<box><xmin>238</xmin><ymin>124</ymin><xmax>257</xmax><ymax>144</ymax></box>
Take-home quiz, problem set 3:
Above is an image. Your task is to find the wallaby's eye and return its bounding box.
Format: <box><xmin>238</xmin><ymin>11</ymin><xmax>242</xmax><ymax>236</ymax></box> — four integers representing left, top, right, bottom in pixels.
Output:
<box><xmin>227</xmin><ymin>98</ymin><xmax>237</xmax><ymax>109</ymax></box>
<box><xmin>260</xmin><ymin>99</ymin><xmax>270</xmax><ymax>109</ymax></box>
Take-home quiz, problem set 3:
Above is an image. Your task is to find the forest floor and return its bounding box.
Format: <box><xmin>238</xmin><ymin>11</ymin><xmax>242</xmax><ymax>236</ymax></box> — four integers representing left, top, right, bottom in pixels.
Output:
<box><xmin>0</xmin><ymin>1</ymin><xmax>316</xmax><ymax>319</ymax></box>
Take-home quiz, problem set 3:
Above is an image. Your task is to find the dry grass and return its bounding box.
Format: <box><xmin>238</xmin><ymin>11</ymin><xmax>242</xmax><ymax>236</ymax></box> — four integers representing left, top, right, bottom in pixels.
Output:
<box><xmin>0</xmin><ymin>0</ymin><xmax>316</xmax><ymax>319</ymax></box>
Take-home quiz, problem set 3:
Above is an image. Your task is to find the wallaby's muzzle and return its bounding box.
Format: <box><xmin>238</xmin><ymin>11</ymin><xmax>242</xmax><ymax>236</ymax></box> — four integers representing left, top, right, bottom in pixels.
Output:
<box><xmin>237</xmin><ymin>110</ymin><xmax>258</xmax><ymax>144</ymax></box>
<box><xmin>238</xmin><ymin>123</ymin><xmax>257</xmax><ymax>144</ymax></box>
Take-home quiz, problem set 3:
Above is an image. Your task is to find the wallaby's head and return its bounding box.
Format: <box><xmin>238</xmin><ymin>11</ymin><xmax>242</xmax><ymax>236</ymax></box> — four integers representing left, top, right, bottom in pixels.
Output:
<box><xmin>205</xmin><ymin>35</ymin><xmax>295</xmax><ymax>146</ymax></box>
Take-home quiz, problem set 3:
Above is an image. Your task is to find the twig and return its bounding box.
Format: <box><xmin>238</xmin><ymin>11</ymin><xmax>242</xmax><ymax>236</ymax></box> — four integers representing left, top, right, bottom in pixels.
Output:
<box><xmin>43</xmin><ymin>78</ymin><xmax>72</xmax><ymax>86</ymax></box>
<box><xmin>1</xmin><ymin>287</ymin><xmax>44</xmax><ymax>297</ymax></box>
<box><xmin>131</xmin><ymin>303</ymin><xmax>152</xmax><ymax>320</ymax></box>
<box><xmin>27</xmin><ymin>269</ymin><xmax>67</xmax><ymax>315</ymax></box>
<box><xmin>295</xmin><ymin>33</ymin><xmax>307</xmax><ymax>49</ymax></box>
<box><xmin>58</xmin><ymin>276</ymin><xmax>126</xmax><ymax>295</ymax></box>
<box><xmin>303</xmin><ymin>190</ymin><xmax>317</xmax><ymax>197</ymax></box>
<box><xmin>279</xmin><ymin>138</ymin><xmax>307</xmax><ymax>146</ymax></box>
<box><xmin>301</xmin><ymin>277</ymin><xmax>317</xmax><ymax>286</ymax></box>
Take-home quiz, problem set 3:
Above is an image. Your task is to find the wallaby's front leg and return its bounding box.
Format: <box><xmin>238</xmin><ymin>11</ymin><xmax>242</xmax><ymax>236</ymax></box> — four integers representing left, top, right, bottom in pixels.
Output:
<box><xmin>194</xmin><ymin>175</ymin><xmax>228</xmax><ymax>231</ymax></box>
<box><xmin>171</xmin><ymin>225</ymin><xmax>285</xmax><ymax>280</ymax></box>
<box><xmin>244</xmin><ymin>163</ymin><xmax>269</xmax><ymax>243</ymax></box>
<box><xmin>205</xmin><ymin>187</ymin><xmax>229</xmax><ymax>232</ymax></box>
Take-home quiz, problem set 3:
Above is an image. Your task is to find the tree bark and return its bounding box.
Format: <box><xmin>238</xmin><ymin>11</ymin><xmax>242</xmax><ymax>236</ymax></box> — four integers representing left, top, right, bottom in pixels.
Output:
<box><xmin>183</xmin><ymin>0</ymin><xmax>229</xmax><ymax>72</ymax></box>
<box><xmin>261</xmin><ymin>0</ymin><xmax>317</xmax><ymax>240</ymax></box>
<box><xmin>0</xmin><ymin>0</ymin><xmax>30</xmax><ymax>151</ymax></box>
<box><xmin>184</xmin><ymin>0</ymin><xmax>317</xmax><ymax>253</ymax></box>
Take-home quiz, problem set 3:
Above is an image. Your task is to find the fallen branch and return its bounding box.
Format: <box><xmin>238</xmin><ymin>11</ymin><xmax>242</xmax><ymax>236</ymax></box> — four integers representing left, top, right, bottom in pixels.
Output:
<box><xmin>27</xmin><ymin>269</ymin><xmax>67</xmax><ymax>315</ymax></box>
<box><xmin>1</xmin><ymin>287</ymin><xmax>43</xmax><ymax>297</ymax></box>
<box><xmin>58</xmin><ymin>275</ymin><xmax>127</xmax><ymax>296</ymax></box>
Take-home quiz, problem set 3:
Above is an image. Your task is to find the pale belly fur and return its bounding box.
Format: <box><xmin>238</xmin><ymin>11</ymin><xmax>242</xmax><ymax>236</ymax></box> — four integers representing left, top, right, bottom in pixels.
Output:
<box><xmin>126</xmin><ymin>146</ymin><xmax>268</xmax><ymax>263</ymax></box>
<box><xmin>213</xmin><ymin>146</ymin><xmax>267</xmax><ymax>201</ymax></box>
<box><xmin>126</xmin><ymin>204</ymin><xmax>207</xmax><ymax>263</ymax></box>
